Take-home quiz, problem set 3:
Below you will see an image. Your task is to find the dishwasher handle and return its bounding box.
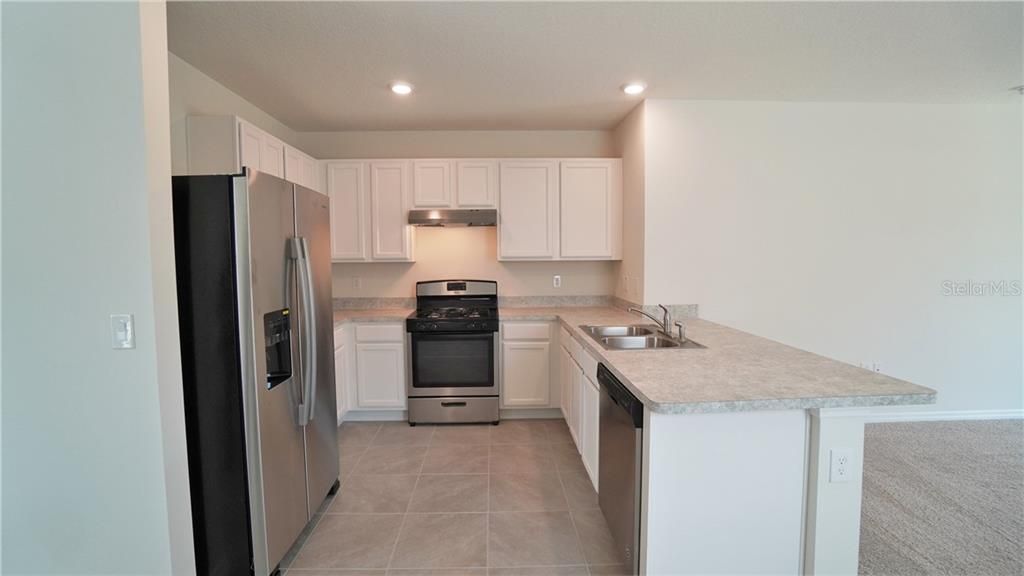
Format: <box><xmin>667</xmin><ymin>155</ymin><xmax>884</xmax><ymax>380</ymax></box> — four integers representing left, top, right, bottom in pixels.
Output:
<box><xmin>598</xmin><ymin>364</ymin><xmax>644</xmax><ymax>428</ymax></box>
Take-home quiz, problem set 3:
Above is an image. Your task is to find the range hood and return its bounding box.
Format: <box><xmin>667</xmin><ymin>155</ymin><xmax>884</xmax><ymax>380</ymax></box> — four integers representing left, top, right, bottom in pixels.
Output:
<box><xmin>408</xmin><ymin>209</ymin><xmax>497</xmax><ymax>227</ymax></box>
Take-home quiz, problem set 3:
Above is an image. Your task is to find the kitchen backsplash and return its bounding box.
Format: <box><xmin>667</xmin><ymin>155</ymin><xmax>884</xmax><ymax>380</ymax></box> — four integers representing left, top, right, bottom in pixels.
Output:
<box><xmin>334</xmin><ymin>294</ymin><xmax>698</xmax><ymax>317</ymax></box>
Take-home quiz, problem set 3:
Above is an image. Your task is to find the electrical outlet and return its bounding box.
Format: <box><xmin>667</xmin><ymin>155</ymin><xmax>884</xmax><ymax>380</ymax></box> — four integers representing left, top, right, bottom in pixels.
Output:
<box><xmin>352</xmin><ymin>277</ymin><xmax>362</xmax><ymax>290</ymax></box>
<box><xmin>858</xmin><ymin>361</ymin><xmax>882</xmax><ymax>373</ymax></box>
<box><xmin>829</xmin><ymin>448</ymin><xmax>853</xmax><ymax>483</ymax></box>
<box><xmin>553</xmin><ymin>275</ymin><xmax>562</xmax><ymax>288</ymax></box>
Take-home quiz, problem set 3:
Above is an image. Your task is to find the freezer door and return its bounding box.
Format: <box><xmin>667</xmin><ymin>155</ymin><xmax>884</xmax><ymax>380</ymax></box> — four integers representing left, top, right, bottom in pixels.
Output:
<box><xmin>235</xmin><ymin>171</ymin><xmax>309</xmax><ymax>575</ymax></box>
<box><xmin>294</xmin><ymin>183</ymin><xmax>341</xmax><ymax>515</ymax></box>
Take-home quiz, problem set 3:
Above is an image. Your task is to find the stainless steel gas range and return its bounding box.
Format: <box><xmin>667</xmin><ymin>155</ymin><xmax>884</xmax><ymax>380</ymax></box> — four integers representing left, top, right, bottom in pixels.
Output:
<box><xmin>405</xmin><ymin>280</ymin><xmax>500</xmax><ymax>425</ymax></box>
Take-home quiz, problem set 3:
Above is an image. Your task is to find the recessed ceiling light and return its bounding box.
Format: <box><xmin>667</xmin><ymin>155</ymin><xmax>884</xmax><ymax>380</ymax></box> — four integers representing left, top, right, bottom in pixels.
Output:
<box><xmin>391</xmin><ymin>82</ymin><xmax>413</xmax><ymax>95</ymax></box>
<box><xmin>622</xmin><ymin>82</ymin><xmax>647</xmax><ymax>96</ymax></box>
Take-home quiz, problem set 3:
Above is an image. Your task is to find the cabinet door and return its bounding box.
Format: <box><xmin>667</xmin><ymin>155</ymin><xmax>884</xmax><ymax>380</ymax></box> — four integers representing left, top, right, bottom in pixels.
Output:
<box><xmin>560</xmin><ymin>160</ymin><xmax>622</xmax><ymax>259</ymax></box>
<box><xmin>302</xmin><ymin>156</ymin><xmax>319</xmax><ymax>192</ymax></box>
<box><xmin>285</xmin><ymin>145</ymin><xmax>316</xmax><ymax>189</ymax></box>
<box><xmin>560</xmin><ymin>346</ymin><xmax>577</xmax><ymax>443</ymax></box>
<box><xmin>456</xmin><ymin>160</ymin><xmax>498</xmax><ymax>208</ymax></box>
<box><xmin>284</xmin><ymin>146</ymin><xmax>305</xmax><ymax>186</ymax></box>
<box><xmin>334</xmin><ymin>342</ymin><xmax>348</xmax><ymax>422</ymax></box>
<box><xmin>261</xmin><ymin>135</ymin><xmax>285</xmax><ymax>178</ymax></box>
<box><xmin>580</xmin><ymin>373</ymin><xmax>600</xmax><ymax>489</ymax></box>
<box><xmin>570</xmin><ymin>362</ymin><xmax>582</xmax><ymax>448</ymax></box>
<box><xmin>326</xmin><ymin>161</ymin><xmax>369</xmax><ymax>261</ymax></box>
<box><xmin>238</xmin><ymin>121</ymin><xmax>262</xmax><ymax>173</ymax></box>
<box><xmin>502</xmin><ymin>341</ymin><xmax>551</xmax><ymax>407</ymax></box>
<box><xmin>412</xmin><ymin>160</ymin><xmax>452</xmax><ymax>207</ymax></box>
<box><xmin>355</xmin><ymin>342</ymin><xmax>406</xmax><ymax>409</ymax></box>
<box><xmin>370</xmin><ymin>161</ymin><xmax>414</xmax><ymax>261</ymax></box>
<box><xmin>498</xmin><ymin>161</ymin><xmax>559</xmax><ymax>259</ymax></box>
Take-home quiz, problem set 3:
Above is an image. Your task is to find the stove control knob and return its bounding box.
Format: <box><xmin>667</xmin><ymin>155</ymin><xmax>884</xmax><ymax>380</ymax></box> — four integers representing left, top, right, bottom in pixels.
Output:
<box><xmin>428</xmin><ymin>323</ymin><xmax>438</xmax><ymax>330</ymax></box>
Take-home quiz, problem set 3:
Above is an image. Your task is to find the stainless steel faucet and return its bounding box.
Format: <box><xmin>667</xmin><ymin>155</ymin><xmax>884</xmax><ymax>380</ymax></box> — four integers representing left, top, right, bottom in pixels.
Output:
<box><xmin>628</xmin><ymin>304</ymin><xmax>672</xmax><ymax>335</ymax></box>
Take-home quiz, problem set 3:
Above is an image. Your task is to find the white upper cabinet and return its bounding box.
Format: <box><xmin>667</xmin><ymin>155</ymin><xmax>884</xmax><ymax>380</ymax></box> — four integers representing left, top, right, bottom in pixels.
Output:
<box><xmin>412</xmin><ymin>159</ymin><xmax>497</xmax><ymax>209</ymax></box>
<box><xmin>326</xmin><ymin>161</ymin><xmax>369</xmax><ymax>261</ymax></box>
<box><xmin>455</xmin><ymin>160</ymin><xmax>498</xmax><ymax>208</ymax></box>
<box><xmin>285</xmin><ymin>145</ymin><xmax>319</xmax><ymax>191</ymax></box>
<box><xmin>370</xmin><ymin>161</ymin><xmax>415</xmax><ymax>261</ymax></box>
<box><xmin>318</xmin><ymin>155</ymin><xmax>620</xmax><ymax>264</ymax></box>
<box><xmin>560</xmin><ymin>160</ymin><xmax>622</xmax><ymax>260</ymax></box>
<box><xmin>186</xmin><ymin>115</ymin><xmax>308</xmax><ymax>186</ymax></box>
<box><xmin>327</xmin><ymin>160</ymin><xmax>415</xmax><ymax>263</ymax></box>
<box><xmin>498</xmin><ymin>160</ymin><xmax>560</xmax><ymax>260</ymax></box>
<box><xmin>239</xmin><ymin>118</ymin><xmax>284</xmax><ymax>178</ymax></box>
<box><xmin>238</xmin><ymin>120</ymin><xmax>262</xmax><ymax>173</ymax></box>
<box><xmin>259</xmin><ymin>132</ymin><xmax>285</xmax><ymax>178</ymax></box>
<box><xmin>412</xmin><ymin>160</ymin><xmax>453</xmax><ymax>207</ymax></box>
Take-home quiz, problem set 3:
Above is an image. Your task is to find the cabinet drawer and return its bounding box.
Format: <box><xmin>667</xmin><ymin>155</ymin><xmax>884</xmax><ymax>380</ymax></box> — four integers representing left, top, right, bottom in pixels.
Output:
<box><xmin>503</xmin><ymin>322</ymin><xmax>550</xmax><ymax>341</ymax></box>
<box><xmin>578</xmin><ymin>347</ymin><xmax>598</xmax><ymax>382</ymax></box>
<box><xmin>560</xmin><ymin>328</ymin><xmax>582</xmax><ymax>362</ymax></box>
<box><xmin>355</xmin><ymin>323</ymin><xmax>404</xmax><ymax>342</ymax></box>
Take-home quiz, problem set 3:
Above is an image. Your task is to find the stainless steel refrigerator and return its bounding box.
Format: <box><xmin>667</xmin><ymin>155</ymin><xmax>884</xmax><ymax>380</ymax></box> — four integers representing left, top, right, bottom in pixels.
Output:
<box><xmin>173</xmin><ymin>169</ymin><xmax>339</xmax><ymax>576</ymax></box>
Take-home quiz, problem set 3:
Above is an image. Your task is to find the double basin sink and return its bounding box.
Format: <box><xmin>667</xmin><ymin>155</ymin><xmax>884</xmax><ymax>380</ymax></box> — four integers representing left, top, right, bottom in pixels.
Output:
<box><xmin>580</xmin><ymin>324</ymin><xmax>706</xmax><ymax>350</ymax></box>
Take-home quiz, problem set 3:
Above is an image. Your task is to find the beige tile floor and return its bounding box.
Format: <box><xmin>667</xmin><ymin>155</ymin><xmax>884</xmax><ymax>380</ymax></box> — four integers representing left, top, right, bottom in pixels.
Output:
<box><xmin>281</xmin><ymin>419</ymin><xmax>628</xmax><ymax>576</ymax></box>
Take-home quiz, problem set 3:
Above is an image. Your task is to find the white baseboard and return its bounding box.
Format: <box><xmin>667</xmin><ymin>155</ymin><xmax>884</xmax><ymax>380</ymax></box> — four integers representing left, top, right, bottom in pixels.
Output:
<box><xmin>500</xmin><ymin>408</ymin><xmax>563</xmax><ymax>420</ymax></box>
<box><xmin>339</xmin><ymin>410</ymin><xmax>407</xmax><ymax>423</ymax></box>
<box><xmin>861</xmin><ymin>409</ymin><xmax>1023</xmax><ymax>423</ymax></box>
<box><xmin>335</xmin><ymin>407</ymin><xmax>564</xmax><ymax>424</ymax></box>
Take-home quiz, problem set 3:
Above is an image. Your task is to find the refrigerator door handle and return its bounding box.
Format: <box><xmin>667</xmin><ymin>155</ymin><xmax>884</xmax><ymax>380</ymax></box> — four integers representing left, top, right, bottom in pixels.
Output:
<box><xmin>299</xmin><ymin>237</ymin><xmax>318</xmax><ymax>424</ymax></box>
<box><xmin>288</xmin><ymin>237</ymin><xmax>312</xmax><ymax>426</ymax></box>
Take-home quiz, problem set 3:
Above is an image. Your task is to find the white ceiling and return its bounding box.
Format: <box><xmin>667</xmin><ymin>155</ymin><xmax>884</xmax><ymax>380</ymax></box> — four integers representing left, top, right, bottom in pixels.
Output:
<box><xmin>167</xmin><ymin>1</ymin><xmax>1022</xmax><ymax>131</ymax></box>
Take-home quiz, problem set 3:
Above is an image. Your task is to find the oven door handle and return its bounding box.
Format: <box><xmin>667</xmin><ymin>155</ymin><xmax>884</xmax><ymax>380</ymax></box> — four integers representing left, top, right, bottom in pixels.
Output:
<box><xmin>441</xmin><ymin>401</ymin><xmax>468</xmax><ymax>408</ymax></box>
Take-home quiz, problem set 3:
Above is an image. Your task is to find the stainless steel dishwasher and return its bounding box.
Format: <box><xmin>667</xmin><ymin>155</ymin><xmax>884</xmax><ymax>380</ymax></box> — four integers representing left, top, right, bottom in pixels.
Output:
<box><xmin>598</xmin><ymin>363</ymin><xmax>643</xmax><ymax>575</ymax></box>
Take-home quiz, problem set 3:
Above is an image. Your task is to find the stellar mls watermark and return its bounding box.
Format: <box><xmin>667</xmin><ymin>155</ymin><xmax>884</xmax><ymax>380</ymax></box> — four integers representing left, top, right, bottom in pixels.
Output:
<box><xmin>941</xmin><ymin>279</ymin><xmax>1022</xmax><ymax>297</ymax></box>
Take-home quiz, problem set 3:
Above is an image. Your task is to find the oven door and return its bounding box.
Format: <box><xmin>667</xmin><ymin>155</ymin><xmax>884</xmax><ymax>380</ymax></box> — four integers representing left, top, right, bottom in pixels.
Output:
<box><xmin>408</xmin><ymin>331</ymin><xmax>498</xmax><ymax>398</ymax></box>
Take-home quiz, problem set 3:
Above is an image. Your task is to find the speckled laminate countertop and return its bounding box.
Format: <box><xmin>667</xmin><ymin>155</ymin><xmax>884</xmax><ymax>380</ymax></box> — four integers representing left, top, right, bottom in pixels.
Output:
<box><xmin>333</xmin><ymin>309</ymin><xmax>414</xmax><ymax>324</ymax></box>
<box><xmin>334</xmin><ymin>306</ymin><xmax>936</xmax><ymax>414</ymax></box>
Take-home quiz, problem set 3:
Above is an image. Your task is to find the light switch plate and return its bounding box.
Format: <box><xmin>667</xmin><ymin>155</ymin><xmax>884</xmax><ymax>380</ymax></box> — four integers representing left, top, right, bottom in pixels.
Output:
<box><xmin>110</xmin><ymin>314</ymin><xmax>135</xmax><ymax>349</ymax></box>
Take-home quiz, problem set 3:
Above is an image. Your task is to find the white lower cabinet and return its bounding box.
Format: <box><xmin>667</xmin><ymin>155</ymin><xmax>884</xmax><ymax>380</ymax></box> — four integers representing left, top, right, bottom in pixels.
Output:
<box><xmin>502</xmin><ymin>341</ymin><xmax>551</xmax><ymax>407</ymax></box>
<box><xmin>355</xmin><ymin>343</ymin><xmax>406</xmax><ymax>408</ymax></box>
<box><xmin>342</xmin><ymin>323</ymin><xmax>407</xmax><ymax>411</ymax></box>
<box><xmin>501</xmin><ymin>322</ymin><xmax>555</xmax><ymax>408</ymax></box>
<box><xmin>561</xmin><ymin>328</ymin><xmax>600</xmax><ymax>491</ymax></box>
<box><xmin>559</xmin><ymin>346</ymin><xmax>578</xmax><ymax>444</ymax></box>
<box><xmin>334</xmin><ymin>329</ymin><xmax>349</xmax><ymax>423</ymax></box>
<box><xmin>580</xmin><ymin>371</ymin><xmax>600</xmax><ymax>489</ymax></box>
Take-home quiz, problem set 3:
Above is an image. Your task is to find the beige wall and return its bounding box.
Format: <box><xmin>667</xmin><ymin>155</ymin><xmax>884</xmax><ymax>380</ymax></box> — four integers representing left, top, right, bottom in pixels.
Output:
<box><xmin>333</xmin><ymin>228</ymin><xmax>616</xmax><ymax>298</ymax></box>
<box><xmin>611</xmin><ymin>102</ymin><xmax>646</xmax><ymax>304</ymax></box>
<box><xmin>168</xmin><ymin>53</ymin><xmax>298</xmax><ymax>175</ymax></box>
<box><xmin>299</xmin><ymin>130</ymin><xmax>615</xmax><ymax>159</ymax></box>
<box><xmin>642</xmin><ymin>98</ymin><xmax>1022</xmax><ymax>415</ymax></box>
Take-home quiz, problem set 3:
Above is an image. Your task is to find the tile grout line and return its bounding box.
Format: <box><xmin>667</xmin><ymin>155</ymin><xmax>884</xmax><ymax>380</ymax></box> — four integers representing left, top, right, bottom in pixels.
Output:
<box><xmin>555</xmin><ymin>440</ymin><xmax>591</xmax><ymax>572</ymax></box>
<box><xmin>285</xmin><ymin>423</ymin><xmax>384</xmax><ymax>571</ymax></box>
<box><xmin>290</xmin><ymin>422</ymin><xmax>382</xmax><ymax>570</ymax></box>
<box><xmin>383</xmin><ymin>427</ymin><xmax>430</xmax><ymax>571</ymax></box>
<box><xmin>487</xmin><ymin>436</ymin><xmax>492</xmax><ymax>571</ymax></box>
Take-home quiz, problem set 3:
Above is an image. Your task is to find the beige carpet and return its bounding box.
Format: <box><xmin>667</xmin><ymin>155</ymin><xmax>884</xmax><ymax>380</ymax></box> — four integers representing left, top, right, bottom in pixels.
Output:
<box><xmin>859</xmin><ymin>419</ymin><xmax>1024</xmax><ymax>575</ymax></box>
